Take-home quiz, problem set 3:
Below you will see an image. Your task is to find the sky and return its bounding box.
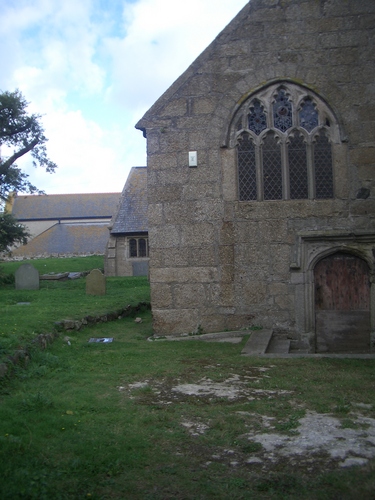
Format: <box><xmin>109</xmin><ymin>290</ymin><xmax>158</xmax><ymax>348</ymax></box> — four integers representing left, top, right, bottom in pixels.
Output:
<box><xmin>0</xmin><ymin>0</ymin><xmax>248</xmax><ymax>195</ymax></box>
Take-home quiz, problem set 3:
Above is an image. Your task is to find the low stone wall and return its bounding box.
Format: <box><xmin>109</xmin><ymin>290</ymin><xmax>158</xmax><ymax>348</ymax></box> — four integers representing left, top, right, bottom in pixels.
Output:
<box><xmin>0</xmin><ymin>302</ymin><xmax>151</xmax><ymax>378</ymax></box>
<box><xmin>0</xmin><ymin>252</ymin><xmax>105</xmax><ymax>262</ymax></box>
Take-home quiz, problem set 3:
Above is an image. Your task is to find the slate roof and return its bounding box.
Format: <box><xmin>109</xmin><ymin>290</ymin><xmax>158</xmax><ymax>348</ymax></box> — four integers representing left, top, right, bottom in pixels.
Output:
<box><xmin>11</xmin><ymin>192</ymin><xmax>121</xmax><ymax>221</ymax></box>
<box><xmin>110</xmin><ymin>167</ymin><xmax>148</xmax><ymax>234</ymax></box>
<box><xmin>12</xmin><ymin>223</ymin><xmax>110</xmax><ymax>256</ymax></box>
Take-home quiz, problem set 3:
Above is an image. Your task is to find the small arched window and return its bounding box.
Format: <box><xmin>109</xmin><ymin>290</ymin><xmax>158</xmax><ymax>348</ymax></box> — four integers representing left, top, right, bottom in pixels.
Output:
<box><xmin>128</xmin><ymin>237</ymin><xmax>149</xmax><ymax>258</ymax></box>
<box><xmin>235</xmin><ymin>83</ymin><xmax>337</xmax><ymax>201</ymax></box>
<box><xmin>138</xmin><ymin>238</ymin><xmax>147</xmax><ymax>257</ymax></box>
<box><xmin>129</xmin><ymin>238</ymin><xmax>138</xmax><ymax>257</ymax></box>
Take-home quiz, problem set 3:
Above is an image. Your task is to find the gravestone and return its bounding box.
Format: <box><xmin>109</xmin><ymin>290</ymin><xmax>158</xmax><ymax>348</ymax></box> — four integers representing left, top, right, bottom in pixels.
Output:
<box><xmin>15</xmin><ymin>263</ymin><xmax>39</xmax><ymax>290</ymax></box>
<box><xmin>86</xmin><ymin>269</ymin><xmax>106</xmax><ymax>296</ymax></box>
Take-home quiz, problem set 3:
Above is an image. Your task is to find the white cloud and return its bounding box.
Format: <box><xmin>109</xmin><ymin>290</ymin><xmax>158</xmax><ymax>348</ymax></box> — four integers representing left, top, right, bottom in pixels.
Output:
<box><xmin>106</xmin><ymin>0</ymin><xmax>248</xmax><ymax>113</ymax></box>
<box><xmin>18</xmin><ymin>110</ymin><xmax>142</xmax><ymax>194</ymax></box>
<box><xmin>0</xmin><ymin>0</ymin><xmax>248</xmax><ymax>194</ymax></box>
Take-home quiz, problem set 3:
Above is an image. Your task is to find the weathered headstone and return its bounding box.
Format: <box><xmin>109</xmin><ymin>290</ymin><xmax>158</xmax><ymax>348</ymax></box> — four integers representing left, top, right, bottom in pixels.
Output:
<box><xmin>86</xmin><ymin>269</ymin><xmax>106</xmax><ymax>296</ymax></box>
<box><xmin>15</xmin><ymin>263</ymin><xmax>39</xmax><ymax>290</ymax></box>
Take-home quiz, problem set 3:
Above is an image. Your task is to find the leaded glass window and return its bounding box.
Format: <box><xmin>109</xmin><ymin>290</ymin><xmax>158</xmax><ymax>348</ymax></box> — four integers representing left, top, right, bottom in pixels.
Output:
<box><xmin>288</xmin><ymin>132</ymin><xmax>308</xmax><ymax>199</ymax></box>
<box><xmin>263</xmin><ymin>133</ymin><xmax>282</xmax><ymax>200</ymax></box>
<box><xmin>129</xmin><ymin>237</ymin><xmax>149</xmax><ymax>258</ymax></box>
<box><xmin>236</xmin><ymin>83</ymin><xmax>335</xmax><ymax>201</ymax></box>
<box><xmin>129</xmin><ymin>238</ymin><xmax>137</xmax><ymax>257</ymax></box>
<box><xmin>139</xmin><ymin>238</ymin><xmax>147</xmax><ymax>257</ymax></box>
<box><xmin>299</xmin><ymin>98</ymin><xmax>318</xmax><ymax>132</ymax></box>
<box><xmin>248</xmin><ymin>100</ymin><xmax>267</xmax><ymax>135</ymax></box>
<box><xmin>238</xmin><ymin>133</ymin><xmax>257</xmax><ymax>200</ymax></box>
<box><xmin>314</xmin><ymin>130</ymin><xmax>333</xmax><ymax>199</ymax></box>
<box><xmin>273</xmin><ymin>89</ymin><xmax>292</xmax><ymax>132</ymax></box>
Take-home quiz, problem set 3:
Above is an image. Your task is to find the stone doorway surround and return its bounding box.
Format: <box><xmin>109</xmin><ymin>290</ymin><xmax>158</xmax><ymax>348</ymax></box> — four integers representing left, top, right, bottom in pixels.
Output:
<box><xmin>290</xmin><ymin>231</ymin><xmax>375</xmax><ymax>353</ymax></box>
<box><xmin>314</xmin><ymin>253</ymin><xmax>370</xmax><ymax>353</ymax></box>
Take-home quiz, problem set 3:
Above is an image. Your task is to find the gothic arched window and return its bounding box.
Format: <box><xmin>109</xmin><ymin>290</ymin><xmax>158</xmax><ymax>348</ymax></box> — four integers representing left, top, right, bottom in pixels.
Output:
<box><xmin>235</xmin><ymin>84</ymin><xmax>336</xmax><ymax>201</ymax></box>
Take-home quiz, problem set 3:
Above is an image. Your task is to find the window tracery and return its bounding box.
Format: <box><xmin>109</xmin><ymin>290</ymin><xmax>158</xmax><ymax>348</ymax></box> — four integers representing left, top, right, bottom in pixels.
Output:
<box><xmin>299</xmin><ymin>98</ymin><xmax>318</xmax><ymax>132</ymax></box>
<box><xmin>248</xmin><ymin>99</ymin><xmax>267</xmax><ymax>135</ymax></box>
<box><xmin>273</xmin><ymin>89</ymin><xmax>293</xmax><ymax>132</ymax></box>
<box><xmin>235</xmin><ymin>83</ymin><xmax>336</xmax><ymax>201</ymax></box>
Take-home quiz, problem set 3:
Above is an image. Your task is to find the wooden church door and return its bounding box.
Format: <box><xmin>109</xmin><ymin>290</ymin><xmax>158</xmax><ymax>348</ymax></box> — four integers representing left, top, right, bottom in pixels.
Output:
<box><xmin>314</xmin><ymin>252</ymin><xmax>371</xmax><ymax>353</ymax></box>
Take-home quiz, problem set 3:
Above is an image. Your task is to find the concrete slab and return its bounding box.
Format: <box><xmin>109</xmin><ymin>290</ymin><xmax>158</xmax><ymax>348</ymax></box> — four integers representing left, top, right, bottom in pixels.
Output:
<box><xmin>152</xmin><ymin>331</ymin><xmax>248</xmax><ymax>342</ymax></box>
<box><xmin>241</xmin><ymin>330</ymin><xmax>273</xmax><ymax>355</ymax></box>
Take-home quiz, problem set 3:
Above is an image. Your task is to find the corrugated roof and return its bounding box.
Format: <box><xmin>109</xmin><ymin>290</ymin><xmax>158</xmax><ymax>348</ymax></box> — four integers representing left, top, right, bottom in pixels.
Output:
<box><xmin>11</xmin><ymin>192</ymin><xmax>121</xmax><ymax>220</ymax></box>
<box><xmin>110</xmin><ymin>167</ymin><xmax>148</xmax><ymax>234</ymax></box>
<box><xmin>12</xmin><ymin>223</ymin><xmax>110</xmax><ymax>256</ymax></box>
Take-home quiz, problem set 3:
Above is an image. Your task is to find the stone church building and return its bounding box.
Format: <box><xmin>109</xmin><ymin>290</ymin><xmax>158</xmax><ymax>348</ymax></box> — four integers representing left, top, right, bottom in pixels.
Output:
<box><xmin>135</xmin><ymin>0</ymin><xmax>375</xmax><ymax>353</ymax></box>
<box><xmin>105</xmin><ymin>167</ymin><xmax>149</xmax><ymax>277</ymax></box>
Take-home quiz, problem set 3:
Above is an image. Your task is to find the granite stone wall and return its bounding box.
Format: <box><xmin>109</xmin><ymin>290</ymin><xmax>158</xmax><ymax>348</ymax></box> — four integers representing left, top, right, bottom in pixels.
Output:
<box><xmin>104</xmin><ymin>235</ymin><xmax>149</xmax><ymax>277</ymax></box>
<box><xmin>136</xmin><ymin>0</ymin><xmax>375</xmax><ymax>347</ymax></box>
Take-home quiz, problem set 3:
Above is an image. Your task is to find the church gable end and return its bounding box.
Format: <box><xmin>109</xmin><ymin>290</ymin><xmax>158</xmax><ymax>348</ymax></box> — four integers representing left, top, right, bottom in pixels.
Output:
<box><xmin>137</xmin><ymin>0</ymin><xmax>375</xmax><ymax>353</ymax></box>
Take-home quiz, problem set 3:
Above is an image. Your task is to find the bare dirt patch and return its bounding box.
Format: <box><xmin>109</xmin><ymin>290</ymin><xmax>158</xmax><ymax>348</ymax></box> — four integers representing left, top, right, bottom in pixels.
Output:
<box><xmin>244</xmin><ymin>410</ymin><xmax>375</xmax><ymax>469</ymax></box>
<box><xmin>118</xmin><ymin>365</ymin><xmax>375</xmax><ymax>474</ymax></box>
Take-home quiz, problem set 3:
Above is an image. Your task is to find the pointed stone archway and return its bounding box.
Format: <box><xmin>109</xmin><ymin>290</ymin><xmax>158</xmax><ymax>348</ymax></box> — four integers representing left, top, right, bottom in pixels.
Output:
<box><xmin>314</xmin><ymin>252</ymin><xmax>371</xmax><ymax>353</ymax></box>
<box><xmin>291</xmin><ymin>231</ymin><xmax>375</xmax><ymax>354</ymax></box>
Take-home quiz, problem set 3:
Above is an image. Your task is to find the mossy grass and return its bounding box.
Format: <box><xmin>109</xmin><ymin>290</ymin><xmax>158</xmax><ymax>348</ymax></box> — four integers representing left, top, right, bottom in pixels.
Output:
<box><xmin>0</xmin><ymin>255</ymin><xmax>105</xmax><ymax>276</ymax></box>
<box><xmin>0</xmin><ymin>256</ymin><xmax>150</xmax><ymax>359</ymax></box>
<box><xmin>0</xmin><ymin>257</ymin><xmax>375</xmax><ymax>497</ymax></box>
<box><xmin>0</xmin><ymin>307</ymin><xmax>374</xmax><ymax>498</ymax></box>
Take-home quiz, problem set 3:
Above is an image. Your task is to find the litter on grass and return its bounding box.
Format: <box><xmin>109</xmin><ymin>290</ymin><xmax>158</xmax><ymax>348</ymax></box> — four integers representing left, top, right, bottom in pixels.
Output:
<box><xmin>88</xmin><ymin>338</ymin><xmax>114</xmax><ymax>343</ymax></box>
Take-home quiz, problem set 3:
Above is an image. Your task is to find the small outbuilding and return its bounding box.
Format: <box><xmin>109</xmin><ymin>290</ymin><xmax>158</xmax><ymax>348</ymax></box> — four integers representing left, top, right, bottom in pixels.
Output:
<box><xmin>105</xmin><ymin>167</ymin><xmax>148</xmax><ymax>277</ymax></box>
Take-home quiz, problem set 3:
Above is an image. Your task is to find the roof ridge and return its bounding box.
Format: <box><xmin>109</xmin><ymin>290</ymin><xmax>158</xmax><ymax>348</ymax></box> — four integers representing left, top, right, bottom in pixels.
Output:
<box><xmin>16</xmin><ymin>192</ymin><xmax>121</xmax><ymax>197</ymax></box>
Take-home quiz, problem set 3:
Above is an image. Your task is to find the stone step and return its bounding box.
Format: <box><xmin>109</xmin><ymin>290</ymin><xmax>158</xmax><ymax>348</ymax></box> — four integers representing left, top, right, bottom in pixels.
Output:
<box><xmin>266</xmin><ymin>338</ymin><xmax>291</xmax><ymax>354</ymax></box>
<box><xmin>241</xmin><ymin>330</ymin><xmax>273</xmax><ymax>355</ymax></box>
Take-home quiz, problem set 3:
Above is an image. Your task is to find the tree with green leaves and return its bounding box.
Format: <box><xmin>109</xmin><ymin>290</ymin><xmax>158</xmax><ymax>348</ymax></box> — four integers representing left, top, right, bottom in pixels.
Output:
<box><xmin>0</xmin><ymin>89</ymin><xmax>57</xmax><ymax>252</ymax></box>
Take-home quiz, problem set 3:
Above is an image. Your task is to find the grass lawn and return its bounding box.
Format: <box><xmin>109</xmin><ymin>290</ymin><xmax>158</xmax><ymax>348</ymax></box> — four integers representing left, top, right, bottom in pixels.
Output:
<box><xmin>0</xmin><ymin>256</ymin><xmax>150</xmax><ymax>359</ymax></box>
<box><xmin>0</xmin><ymin>258</ymin><xmax>375</xmax><ymax>498</ymax></box>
